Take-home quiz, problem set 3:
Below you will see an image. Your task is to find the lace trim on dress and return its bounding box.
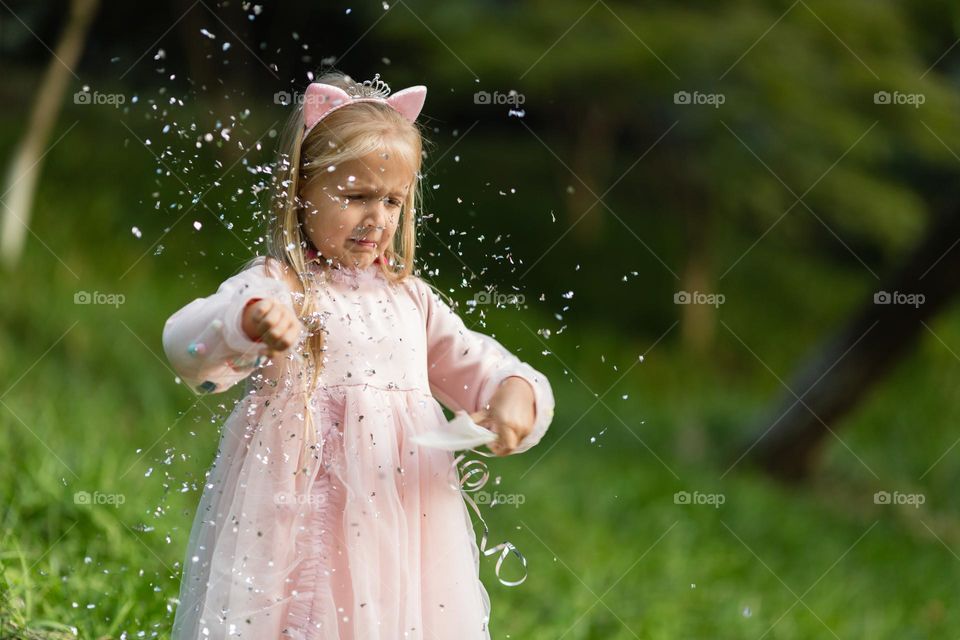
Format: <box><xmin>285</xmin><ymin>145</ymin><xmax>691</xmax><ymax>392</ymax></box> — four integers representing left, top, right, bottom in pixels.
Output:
<box><xmin>304</xmin><ymin>246</ymin><xmax>387</xmax><ymax>287</ymax></box>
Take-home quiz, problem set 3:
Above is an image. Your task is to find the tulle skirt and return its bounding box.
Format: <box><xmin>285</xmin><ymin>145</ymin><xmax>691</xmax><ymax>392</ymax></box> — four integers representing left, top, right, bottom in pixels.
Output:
<box><xmin>171</xmin><ymin>384</ymin><xmax>492</xmax><ymax>639</ymax></box>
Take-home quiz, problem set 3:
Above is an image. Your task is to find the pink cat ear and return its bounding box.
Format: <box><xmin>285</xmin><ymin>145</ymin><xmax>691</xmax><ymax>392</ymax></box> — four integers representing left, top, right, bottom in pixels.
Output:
<box><xmin>386</xmin><ymin>86</ymin><xmax>427</xmax><ymax>123</ymax></box>
<box><xmin>303</xmin><ymin>83</ymin><xmax>352</xmax><ymax>130</ymax></box>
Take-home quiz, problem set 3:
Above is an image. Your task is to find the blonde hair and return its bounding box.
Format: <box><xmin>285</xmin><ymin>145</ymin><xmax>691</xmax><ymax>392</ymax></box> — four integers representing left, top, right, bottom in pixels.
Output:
<box><xmin>241</xmin><ymin>70</ymin><xmax>431</xmax><ymax>474</ymax></box>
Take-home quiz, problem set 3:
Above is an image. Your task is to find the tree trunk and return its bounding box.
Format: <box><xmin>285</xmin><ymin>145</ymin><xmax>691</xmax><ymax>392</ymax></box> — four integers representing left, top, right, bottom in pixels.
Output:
<box><xmin>178</xmin><ymin>0</ymin><xmax>243</xmax><ymax>166</ymax></box>
<box><xmin>741</xmin><ymin>208</ymin><xmax>960</xmax><ymax>481</ymax></box>
<box><xmin>0</xmin><ymin>0</ymin><xmax>99</xmax><ymax>269</ymax></box>
<box><xmin>565</xmin><ymin>103</ymin><xmax>615</xmax><ymax>246</ymax></box>
<box><xmin>680</xmin><ymin>206</ymin><xmax>715</xmax><ymax>353</ymax></box>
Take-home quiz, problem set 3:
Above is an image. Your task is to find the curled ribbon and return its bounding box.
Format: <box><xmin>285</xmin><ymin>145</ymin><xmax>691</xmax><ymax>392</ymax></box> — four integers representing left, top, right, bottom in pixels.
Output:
<box><xmin>448</xmin><ymin>449</ymin><xmax>528</xmax><ymax>587</ymax></box>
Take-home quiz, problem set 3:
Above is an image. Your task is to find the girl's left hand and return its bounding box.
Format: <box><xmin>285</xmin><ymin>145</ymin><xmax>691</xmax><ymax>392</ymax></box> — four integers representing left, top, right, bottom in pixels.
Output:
<box><xmin>471</xmin><ymin>376</ymin><xmax>537</xmax><ymax>456</ymax></box>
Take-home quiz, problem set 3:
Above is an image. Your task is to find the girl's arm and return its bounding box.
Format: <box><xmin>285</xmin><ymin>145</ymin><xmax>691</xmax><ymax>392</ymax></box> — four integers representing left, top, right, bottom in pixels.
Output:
<box><xmin>162</xmin><ymin>257</ymin><xmax>298</xmax><ymax>394</ymax></box>
<box><xmin>417</xmin><ymin>278</ymin><xmax>555</xmax><ymax>455</ymax></box>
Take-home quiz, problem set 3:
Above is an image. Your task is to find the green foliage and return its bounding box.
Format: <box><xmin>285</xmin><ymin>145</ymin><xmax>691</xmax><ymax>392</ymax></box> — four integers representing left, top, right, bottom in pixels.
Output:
<box><xmin>376</xmin><ymin>0</ymin><xmax>960</xmax><ymax>267</ymax></box>
<box><xmin>4</xmin><ymin>112</ymin><xmax>960</xmax><ymax>635</ymax></box>
<box><xmin>4</xmin><ymin>2</ymin><xmax>960</xmax><ymax>636</ymax></box>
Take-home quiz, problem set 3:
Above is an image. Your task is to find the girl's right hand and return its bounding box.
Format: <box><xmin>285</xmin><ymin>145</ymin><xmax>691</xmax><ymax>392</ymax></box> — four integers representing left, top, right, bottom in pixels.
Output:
<box><xmin>241</xmin><ymin>298</ymin><xmax>303</xmax><ymax>354</ymax></box>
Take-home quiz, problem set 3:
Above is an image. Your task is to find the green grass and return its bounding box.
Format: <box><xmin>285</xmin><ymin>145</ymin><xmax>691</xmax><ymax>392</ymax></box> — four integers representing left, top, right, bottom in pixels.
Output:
<box><xmin>2</xmin><ymin>102</ymin><xmax>960</xmax><ymax>639</ymax></box>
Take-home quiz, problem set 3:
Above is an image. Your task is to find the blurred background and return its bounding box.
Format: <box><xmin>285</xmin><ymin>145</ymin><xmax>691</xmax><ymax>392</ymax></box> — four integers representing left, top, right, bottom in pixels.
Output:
<box><xmin>2</xmin><ymin>0</ymin><xmax>960</xmax><ymax>637</ymax></box>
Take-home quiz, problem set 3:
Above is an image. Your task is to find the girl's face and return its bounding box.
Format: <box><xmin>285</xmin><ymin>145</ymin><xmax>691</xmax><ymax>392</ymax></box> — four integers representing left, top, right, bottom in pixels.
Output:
<box><xmin>299</xmin><ymin>149</ymin><xmax>414</xmax><ymax>270</ymax></box>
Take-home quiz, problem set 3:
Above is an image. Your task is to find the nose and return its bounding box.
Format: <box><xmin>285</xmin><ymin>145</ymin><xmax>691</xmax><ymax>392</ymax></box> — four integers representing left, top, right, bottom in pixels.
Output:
<box><xmin>360</xmin><ymin>197</ymin><xmax>394</xmax><ymax>228</ymax></box>
<box><xmin>353</xmin><ymin>201</ymin><xmax>387</xmax><ymax>238</ymax></box>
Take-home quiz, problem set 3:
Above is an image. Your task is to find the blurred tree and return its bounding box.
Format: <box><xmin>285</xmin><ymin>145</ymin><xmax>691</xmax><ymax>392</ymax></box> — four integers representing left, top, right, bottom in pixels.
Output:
<box><xmin>1</xmin><ymin>0</ymin><xmax>99</xmax><ymax>269</ymax></box>
<box><xmin>172</xmin><ymin>0</ymin><xmax>267</xmax><ymax>166</ymax></box>
<box><xmin>370</xmin><ymin>0</ymin><xmax>960</xmax><ymax>355</ymax></box>
<box><xmin>743</xmin><ymin>203</ymin><xmax>960</xmax><ymax>480</ymax></box>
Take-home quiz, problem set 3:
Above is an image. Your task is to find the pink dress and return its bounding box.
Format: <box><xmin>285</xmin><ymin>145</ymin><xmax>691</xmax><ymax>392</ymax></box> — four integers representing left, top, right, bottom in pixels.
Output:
<box><xmin>162</xmin><ymin>256</ymin><xmax>555</xmax><ymax>639</ymax></box>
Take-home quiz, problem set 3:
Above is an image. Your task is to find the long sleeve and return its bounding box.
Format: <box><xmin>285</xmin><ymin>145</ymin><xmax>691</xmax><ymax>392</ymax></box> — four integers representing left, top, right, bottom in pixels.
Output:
<box><xmin>416</xmin><ymin>278</ymin><xmax>555</xmax><ymax>455</ymax></box>
<box><xmin>162</xmin><ymin>257</ymin><xmax>299</xmax><ymax>395</ymax></box>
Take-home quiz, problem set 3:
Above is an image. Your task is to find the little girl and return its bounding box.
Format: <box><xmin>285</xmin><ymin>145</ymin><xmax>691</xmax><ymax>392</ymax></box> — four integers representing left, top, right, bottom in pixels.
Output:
<box><xmin>162</xmin><ymin>71</ymin><xmax>555</xmax><ymax>639</ymax></box>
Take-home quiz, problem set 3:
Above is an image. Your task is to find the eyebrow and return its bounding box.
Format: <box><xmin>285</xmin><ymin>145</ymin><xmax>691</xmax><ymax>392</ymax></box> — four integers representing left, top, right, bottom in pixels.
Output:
<box><xmin>343</xmin><ymin>183</ymin><xmax>409</xmax><ymax>196</ymax></box>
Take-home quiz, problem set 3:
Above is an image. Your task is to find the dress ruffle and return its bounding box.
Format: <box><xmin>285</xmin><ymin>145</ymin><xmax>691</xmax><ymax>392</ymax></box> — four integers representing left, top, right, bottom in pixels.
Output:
<box><xmin>303</xmin><ymin>247</ymin><xmax>388</xmax><ymax>289</ymax></box>
<box><xmin>282</xmin><ymin>471</ymin><xmax>340</xmax><ymax>639</ymax></box>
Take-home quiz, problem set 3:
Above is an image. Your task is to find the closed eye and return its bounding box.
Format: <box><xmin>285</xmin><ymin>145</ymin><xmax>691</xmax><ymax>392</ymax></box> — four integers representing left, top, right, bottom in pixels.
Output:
<box><xmin>342</xmin><ymin>194</ymin><xmax>403</xmax><ymax>208</ymax></box>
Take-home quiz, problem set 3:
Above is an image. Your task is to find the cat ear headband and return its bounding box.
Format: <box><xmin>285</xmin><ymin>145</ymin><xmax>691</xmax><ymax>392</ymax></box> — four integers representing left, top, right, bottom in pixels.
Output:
<box><xmin>301</xmin><ymin>80</ymin><xmax>427</xmax><ymax>139</ymax></box>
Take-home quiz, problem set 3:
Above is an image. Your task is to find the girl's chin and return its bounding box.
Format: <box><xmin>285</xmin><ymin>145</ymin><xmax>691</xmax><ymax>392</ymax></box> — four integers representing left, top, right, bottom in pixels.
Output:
<box><xmin>336</xmin><ymin>254</ymin><xmax>377</xmax><ymax>269</ymax></box>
